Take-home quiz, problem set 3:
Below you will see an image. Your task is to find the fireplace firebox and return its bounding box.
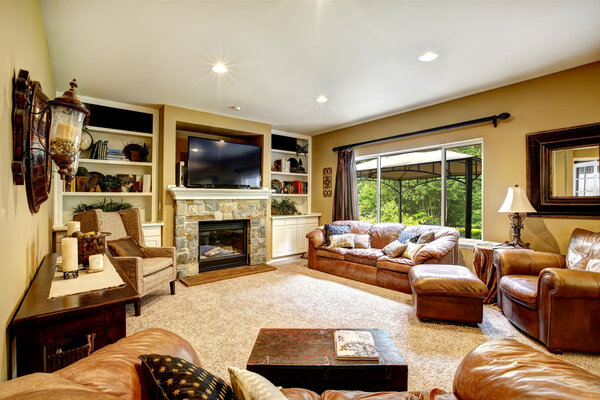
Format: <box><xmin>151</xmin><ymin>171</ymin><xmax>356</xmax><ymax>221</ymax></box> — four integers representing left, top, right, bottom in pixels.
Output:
<box><xmin>197</xmin><ymin>220</ymin><xmax>248</xmax><ymax>272</ymax></box>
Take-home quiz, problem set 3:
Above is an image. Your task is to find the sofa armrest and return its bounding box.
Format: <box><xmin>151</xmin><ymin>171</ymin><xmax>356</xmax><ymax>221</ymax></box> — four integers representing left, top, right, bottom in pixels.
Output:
<box><xmin>493</xmin><ymin>249</ymin><xmax>566</xmax><ymax>279</ymax></box>
<box><xmin>55</xmin><ymin>328</ymin><xmax>201</xmax><ymax>400</ymax></box>
<box><xmin>539</xmin><ymin>268</ymin><xmax>600</xmax><ymax>299</ymax></box>
<box><xmin>413</xmin><ymin>236</ymin><xmax>457</xmax><ymax>264</ymax></box>
<box><xmin>113</xmin><ymin>256</ymin><xmax>143</xmax><ymax>294</ymax></box>
<box><xmin>453</xmin><ymin>339</ymin><xmax>600</xmax><ymax>399</ymax></box>
<box><xmin>306</xmin><ymin>228</ymin><xmax>325</xmax><ymax>248</ymax></box>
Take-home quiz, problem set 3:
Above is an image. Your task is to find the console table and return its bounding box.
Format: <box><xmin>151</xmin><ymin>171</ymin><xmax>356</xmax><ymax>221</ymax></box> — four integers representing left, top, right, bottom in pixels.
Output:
<box><xmin>9</xmin><ymin>253</ymin><xmax>139</xmax><ymax>378</ymax></box>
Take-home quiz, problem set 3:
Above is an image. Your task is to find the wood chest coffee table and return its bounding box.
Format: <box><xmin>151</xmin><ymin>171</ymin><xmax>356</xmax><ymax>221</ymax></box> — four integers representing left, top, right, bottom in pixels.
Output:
<box><xmin>246</xmin><ymin>328</ymin><xmax>407</xmax><ymax>393</ymax></box>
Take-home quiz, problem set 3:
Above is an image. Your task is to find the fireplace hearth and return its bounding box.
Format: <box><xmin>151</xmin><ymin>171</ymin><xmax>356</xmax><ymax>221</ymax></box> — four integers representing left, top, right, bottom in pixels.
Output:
<box><xmin>198</xmin><ymin>220</ymin><xmax>248</xmax><ymax>272</ymax></box>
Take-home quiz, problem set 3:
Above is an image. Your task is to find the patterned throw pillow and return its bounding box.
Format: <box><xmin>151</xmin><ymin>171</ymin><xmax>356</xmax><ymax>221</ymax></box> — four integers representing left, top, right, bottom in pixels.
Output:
<box><xmin>324</xmin><ymin>224</ymin><xmax>351</xmax><ymax>246</ymax></box>
<box><xmin>416</xmin><ymin>231</ymin><xmax>435</xmax><ymax>244</ymax></box>
<box><xmin>353</xmin><ymin>234</ymin><xmax>371</xmax><ymax>249</ymax></box>
<box><xmin>328</xmin><ymin>234</ymin><xmax>355</xmax><ymax>248</ymax></box>
<box><xmin>108</xmin><ymin>236</ymin><xmax>145</xmax><ymax>258</ymax></box>
<box><xmin>139</xmin><ymin>354</ymin><xmax>235</xmax><ymax>400</ymax></box>
<box><xmin>397</xmin><ymin>231</ymin><xmax>417</xmax><ymax>244</ymax></box>
<box><xmin>402</xmin><ymin>243</ymin><xmax>425</xmax><ymax>261</ymax></box>
<box><xmin>228</xmin><ymin>366</ymin><xmax>287</xmax><ymax>400</ymax></box>
<box><xmin>383</xmin><ymin>241</ymin><xmax>408</xmax><ymax>258</ymax></box>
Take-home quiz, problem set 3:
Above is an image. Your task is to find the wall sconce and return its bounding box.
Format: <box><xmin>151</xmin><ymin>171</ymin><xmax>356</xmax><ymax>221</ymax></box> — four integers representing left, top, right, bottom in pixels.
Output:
<box><xmin>11</xmin><ymin>69</ymin><xmax>89</xmax><ymax>213</ymax></box>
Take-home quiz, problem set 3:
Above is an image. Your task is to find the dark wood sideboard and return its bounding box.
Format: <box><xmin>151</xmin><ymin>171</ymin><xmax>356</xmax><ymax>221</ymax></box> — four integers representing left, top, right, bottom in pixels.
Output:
<box><xmin>9</xmin><ymin>253</ymin><xmax>139</xmax><ymax>378</ymax></box>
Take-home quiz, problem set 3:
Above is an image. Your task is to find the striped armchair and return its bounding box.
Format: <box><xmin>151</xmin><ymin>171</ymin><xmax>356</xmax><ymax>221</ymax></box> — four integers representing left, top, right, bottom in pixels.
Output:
<box><xmin>73</xmin><ymin>208</ymin><xmax>176</xmax><ymax>316</ymax></box>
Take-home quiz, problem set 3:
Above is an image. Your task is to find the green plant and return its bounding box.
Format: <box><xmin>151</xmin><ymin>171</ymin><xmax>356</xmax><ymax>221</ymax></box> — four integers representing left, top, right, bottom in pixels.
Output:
<box><xmin>102</xmin><ymin>175</ymin><xmax>122</xmax><ymax>191</ymax></box>
<box><xmin>73</xmin><ymin>198</ymin><xmax>133</xmax><ymax>214</ymax></box>
<box><xmin>76</xmin><ymin>166</ymin><xmax>88</xmax><ymax>177</ymax></box>
<box><xmin>271</xmin><ymin>199</ymin><xmax>300</xmax><ymax>215</ymax></box>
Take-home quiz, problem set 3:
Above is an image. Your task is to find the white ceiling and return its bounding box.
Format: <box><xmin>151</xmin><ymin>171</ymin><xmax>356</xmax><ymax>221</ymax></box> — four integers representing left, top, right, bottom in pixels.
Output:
<box><xmin>41</xmin><ymin>1</ymin><xmax>600</xmax><ymax>135</ymax></box>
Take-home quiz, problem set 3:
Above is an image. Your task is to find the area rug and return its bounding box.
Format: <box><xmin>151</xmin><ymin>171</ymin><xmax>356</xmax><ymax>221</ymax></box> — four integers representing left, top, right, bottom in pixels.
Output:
<box><xmin>180</xmin><ymin>264</ymin><xmax>276</xmax><ymax>287</ymax></box>
<box><xmin>127</xmin><ymin>259</ymin><xmax>600</xmax><ymax>392</ymax></box>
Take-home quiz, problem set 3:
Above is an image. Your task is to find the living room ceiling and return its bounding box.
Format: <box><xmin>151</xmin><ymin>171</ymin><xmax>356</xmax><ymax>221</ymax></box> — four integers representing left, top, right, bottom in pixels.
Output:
<box><xmin>41</xmin><ymin>1</ymin><xmax>600</xmax><ymax>135</ymax></box>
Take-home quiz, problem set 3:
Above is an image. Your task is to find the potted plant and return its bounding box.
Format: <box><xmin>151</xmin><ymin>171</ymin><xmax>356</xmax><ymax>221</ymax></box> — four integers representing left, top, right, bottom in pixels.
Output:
<box><xmin>102</xmin><ymin>175</ymin><xmax>123</xmax><ymax>192</ymax></box>
<box><xmin>75</xmin><ymin>167</ymin><xmax>88</xmax><ymax>192</ymax></box>
<box><xmin>271</xmin><ymin>199</ymin><xmax>301</xmax><ymax>215</ymax></box>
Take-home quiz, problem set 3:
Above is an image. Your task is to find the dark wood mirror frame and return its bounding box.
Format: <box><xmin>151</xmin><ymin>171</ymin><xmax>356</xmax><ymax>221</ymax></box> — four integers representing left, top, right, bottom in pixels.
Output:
<box><xmin>527</xmin><ymin>122</ymin><xmax>600</xmax><ymax>217</ymax></box>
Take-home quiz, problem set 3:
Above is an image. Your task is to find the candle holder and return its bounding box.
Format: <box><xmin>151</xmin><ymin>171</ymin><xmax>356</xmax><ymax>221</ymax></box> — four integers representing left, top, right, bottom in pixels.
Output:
<box><xmin>63</xmin><ymin>270</ymin><xmax>79</xmax><ymax>279</ymax></box>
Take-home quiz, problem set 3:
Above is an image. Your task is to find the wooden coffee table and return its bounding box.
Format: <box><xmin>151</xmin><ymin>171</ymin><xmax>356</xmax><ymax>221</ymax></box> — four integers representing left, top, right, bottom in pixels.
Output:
<box><xmin>246</xmin><ymin>328</ymin><xmax>407</xmax><ymax>393</ymax></box>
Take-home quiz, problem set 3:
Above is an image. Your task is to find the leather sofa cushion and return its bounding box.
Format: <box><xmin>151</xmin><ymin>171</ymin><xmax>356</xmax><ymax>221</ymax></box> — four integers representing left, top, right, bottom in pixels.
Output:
<box><xmin>453</xmin><ymin>339</ymin><xmax>600</xmax><ymax>400</ymax></box>
<box><xmin>409</xmin><ymin>265</ymin><xmax>488</xmax><ymax>299</ymax></box>
<box><xmin>0</xmin><ymin>373</ymin><xmax>120</xmax><ymax>400</ymax></box>
<box><xmin>344</xmin><ymin>249</ymin><xmax>385</xmax><ymax>266</ymax></box>
<box><xmin>333</xmin><ymin>220</ymin><xmax>374</xmax><ymax>234</ymax></box>
<box><xmin>566</xmin><ymin>228</ymin><xmax>600</xmax><ymax>271</ymax></box>
<box><xmin>498</xmin><ymin>275</ymin><xmax>538</xmax><ymax>309</ymax></box>
<box><xmin>368</xmin><ymin>223</ymin><xmax>406</xmax><ymax>249</ymax></box>
<box><xmin>321</xmin><ymin>389</ymin><xmax>454</xmax><ymax>400</ymax></box>
<box><xmin>281</xmin><ymin>388</ymin><xmax>321</xmax><ymax>400</ymax></box>
<box><xmin>142</xmin><ymin>257</ymin><xmax>173</xmax><ymax>276</ymax></box>
<box><xmin>376</xmin><ymin>256</ymin><xmax>415</xmax><ymax>274</ymax></box>
<box><xmin>317</xmin><ymin>247</ymin><xmax>349</xmax><ymax>260</ymax></box>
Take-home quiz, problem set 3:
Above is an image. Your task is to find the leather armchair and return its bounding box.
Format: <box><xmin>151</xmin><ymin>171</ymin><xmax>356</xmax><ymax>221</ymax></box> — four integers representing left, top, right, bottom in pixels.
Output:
<box><xmin>494</xmin><ymin>228</ymin><xmax>600</xmax><ymax>352</ymax></box>
<box><xmin>74</xmin><ymin>208</ymin><xmax>176</xmax><ymax>316</ymax></box>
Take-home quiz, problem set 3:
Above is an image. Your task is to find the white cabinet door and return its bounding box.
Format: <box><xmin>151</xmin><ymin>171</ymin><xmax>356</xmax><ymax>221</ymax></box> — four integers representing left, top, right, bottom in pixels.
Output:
<box><xmin>285</xmin><ymin>224</ymin><xmax>297</xmax><ymax>254</ymax></box>
<box><xmin>297</xmin><ymin>223</ymin><xmax>308</xmax><ymax>253</ymax></box>
<box><xmin>272</xmin><ymin>225</ymin><xmax>286</xmax><ymax>257</ymax></box>
<box><xmin>142</xmin><ymin>225</ymin><xmax>162</xmax><ymax>247</ymax></box>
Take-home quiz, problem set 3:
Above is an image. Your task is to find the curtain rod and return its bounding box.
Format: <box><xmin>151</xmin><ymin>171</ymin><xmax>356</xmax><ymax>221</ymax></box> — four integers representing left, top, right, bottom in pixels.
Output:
<box><xmin>331</xmin><ymin>112</ymin><xmax>511</xmax><ymax>152</ymax></box>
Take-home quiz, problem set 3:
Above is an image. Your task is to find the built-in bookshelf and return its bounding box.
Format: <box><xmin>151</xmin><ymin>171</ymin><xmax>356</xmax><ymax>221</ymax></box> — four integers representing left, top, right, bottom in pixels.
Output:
<box><xmin>53</xmin><ymin>96</ymin><xmax>159</xmax><ymax>228</ymax></box>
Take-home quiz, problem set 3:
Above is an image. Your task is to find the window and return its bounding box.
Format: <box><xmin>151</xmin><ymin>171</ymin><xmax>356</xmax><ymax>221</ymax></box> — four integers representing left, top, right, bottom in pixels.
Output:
<box><xmin>573</xmin><ymin>161</ymin><xmax>599</xmax><ymax>197</ymax></box>
<box><xmin>356</xmin><ymin>140</ymin><xmax>482</xmax><ymax>239</ymax></box>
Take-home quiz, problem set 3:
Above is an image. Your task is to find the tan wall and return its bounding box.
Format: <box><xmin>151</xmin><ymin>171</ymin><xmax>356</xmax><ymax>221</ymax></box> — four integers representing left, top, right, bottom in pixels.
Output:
<box><xmin>160</xmin><ymin>105</ymin><xmax>272</xmax><ymax>256</ymax></box>
<box><xmin>311</xmin><ymin>62</ymin><xmax>600</xmax><ymax>254</ymax></box>
<box><xmin>0</xmin><ymin>0</ymin><xmax>54</xmax><ymax>380</ymax></box>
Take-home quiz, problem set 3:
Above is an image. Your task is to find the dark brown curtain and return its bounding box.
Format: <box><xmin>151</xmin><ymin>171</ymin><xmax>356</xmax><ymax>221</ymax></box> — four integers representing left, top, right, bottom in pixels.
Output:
<box><xmin>333</xmin><ymin>149</ymin><xmax>359</xmax><ymax>221</ymax></box>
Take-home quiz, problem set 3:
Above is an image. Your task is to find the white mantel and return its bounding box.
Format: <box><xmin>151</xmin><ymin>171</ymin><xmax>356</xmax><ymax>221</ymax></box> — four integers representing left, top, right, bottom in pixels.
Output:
<box><xmin>168</xmin><ymin>186</ymin><xmax>274</xmax><ymax>200</ymax></box>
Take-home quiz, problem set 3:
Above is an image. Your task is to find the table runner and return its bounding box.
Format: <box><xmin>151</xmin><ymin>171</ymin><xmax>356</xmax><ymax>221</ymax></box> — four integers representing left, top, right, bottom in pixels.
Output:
<box><xmin>48</xmin><ymin>254</ymin><xmax>125</xmax><ymax>299</ymax></box>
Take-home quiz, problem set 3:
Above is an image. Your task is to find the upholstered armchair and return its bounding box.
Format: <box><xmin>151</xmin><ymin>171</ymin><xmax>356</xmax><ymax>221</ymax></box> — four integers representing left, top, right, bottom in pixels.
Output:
<box><xmin>74</xmin><ymin>208</ymin><xmax>176</xmax><ymax>316</ymax></box>
<box><xmin>494</xmin><ymin>228</ymin><xmax>600</xmax><ymax>352</ymax></box>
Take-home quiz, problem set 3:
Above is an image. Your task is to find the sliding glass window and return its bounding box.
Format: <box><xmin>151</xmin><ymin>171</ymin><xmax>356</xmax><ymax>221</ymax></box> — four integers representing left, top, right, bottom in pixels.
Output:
<box><xmin>356</xmin><ymin>140</ymin><xmax>482</xmax><ymax>238</ymax></box>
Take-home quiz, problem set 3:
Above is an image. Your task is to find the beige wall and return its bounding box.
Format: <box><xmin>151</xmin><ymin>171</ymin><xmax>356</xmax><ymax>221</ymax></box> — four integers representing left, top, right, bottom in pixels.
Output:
<box><xmin>0</xmin><ymin>0</ymin><xmax>54</xmax><ymax>380</ymax></box>
<box><xmin>160</xmin><ymin>105</ymin><xmax>272</xmax><ymax>256</ymax></box>
<box><xmin>311</xmin><ymin>62</ymin><xmax>600</xmax><ymax>254</ymax></box>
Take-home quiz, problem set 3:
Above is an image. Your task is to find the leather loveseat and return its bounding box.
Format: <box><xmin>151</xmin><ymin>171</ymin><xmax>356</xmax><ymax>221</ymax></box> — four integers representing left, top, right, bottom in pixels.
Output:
<box><xmin>306</xmin><ymin>221</ymin><xmax>459</xmax><ymax>293</ymax></box>
<box><xmin>494</xmin><ymin>228</ymin><xmax>600</xmax><ymax>353</ymax></box>
<box><xmin>1</xmin><ymin>328</ymin><xmax>598</xmax><ymax>399</ymax></box>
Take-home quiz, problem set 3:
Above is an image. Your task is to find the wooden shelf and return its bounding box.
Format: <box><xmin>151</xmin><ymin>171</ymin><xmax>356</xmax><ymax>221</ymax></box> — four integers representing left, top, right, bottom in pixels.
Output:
<box><xmin>86</xmin><ymin>125</ymin><xmax>153</xmax><ymax>138</ymax></box>
<box><xmin>271</xmin><ymin>149</ymin><xmax>308</xmax><ymax>156</ymax></box>
<box><xmin>272</xmin><ymin>193</ymin><xmax>309</xmax><ymax>197</ymax></box>
<box><xmin>79</xmin><ymin>159</ymin><xmax>152</xmax><ymax>167</ymax></box>
<box><xmin>271</xmin><ymin>172</ymin><xmax>309</xmax><ymax>177</ymax></box>
<box><xmin>62</xmin><ymin>192</ymin><xmax>152</xmax><ymax>197</ymax></box>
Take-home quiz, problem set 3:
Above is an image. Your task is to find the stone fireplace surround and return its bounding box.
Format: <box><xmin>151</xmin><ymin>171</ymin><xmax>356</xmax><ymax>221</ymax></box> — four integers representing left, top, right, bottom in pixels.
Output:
<box><xmin>168</xmin><ymin>187</ymin><xmax>272</xmax><ymax>277</ymax></box>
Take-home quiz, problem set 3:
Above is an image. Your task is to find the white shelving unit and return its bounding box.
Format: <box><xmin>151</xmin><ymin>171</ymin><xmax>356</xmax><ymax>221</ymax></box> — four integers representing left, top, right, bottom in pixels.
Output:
<box><xmin>270</xmin><ymin>130</ymin><xmax>320</xmax><ymax>259</ymax></box>
<box><xmin>53</xmin><ymin>96</ymin><xmax>162</xmax><ymax>245</ymax></box>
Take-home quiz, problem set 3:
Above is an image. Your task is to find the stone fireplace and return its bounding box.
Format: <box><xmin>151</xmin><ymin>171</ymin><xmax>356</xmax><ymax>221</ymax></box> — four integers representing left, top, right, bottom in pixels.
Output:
<box><xmin>169</xmin><ymin>187</ymin><xmax>272</xmax><ymax>277</ymax></box>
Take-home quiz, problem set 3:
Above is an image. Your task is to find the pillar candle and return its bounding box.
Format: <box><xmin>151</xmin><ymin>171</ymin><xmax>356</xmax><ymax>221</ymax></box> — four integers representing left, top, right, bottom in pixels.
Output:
<box><xmin>67</xmin><ymin>221</ymin><xmax>80</xmax><ymax>236</ymax></box>
<box><xmin>88</xmin><ymin>254</ymin><xmax>104</xmax><ymax>271</ymax></box>
<box><xmin>56</xmin><ymin>122</ymin><xmax>77</xmax><ymax>140</ymax></box>
<box><xmin>61</xmin><ymin>237</ymin><xmax>78</xmax><ymax>272</ymax></box>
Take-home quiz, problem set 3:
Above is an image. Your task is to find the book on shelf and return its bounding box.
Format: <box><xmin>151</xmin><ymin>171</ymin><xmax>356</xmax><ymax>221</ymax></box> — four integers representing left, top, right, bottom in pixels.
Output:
<box><xmin>142</xmin><ymin>174</ymin><xmax>151</xmax><ymax>193</ymax></box>
<box><xmin>334</xmin><ymin>330</ymin><xmax>379</xmax><ymax>360</ymax></box>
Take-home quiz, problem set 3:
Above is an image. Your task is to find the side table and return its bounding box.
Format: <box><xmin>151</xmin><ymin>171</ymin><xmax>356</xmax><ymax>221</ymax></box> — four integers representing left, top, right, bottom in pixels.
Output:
<box><xmin>472</xmin><ymin>243</ymin><xmax>504</xmax><ymax>304</ymax></box>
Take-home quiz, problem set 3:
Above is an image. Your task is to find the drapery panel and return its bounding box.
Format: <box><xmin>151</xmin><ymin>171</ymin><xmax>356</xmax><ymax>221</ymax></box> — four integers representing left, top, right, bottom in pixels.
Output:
<box><xmin>333</xmin><ymin>149</ymin><xmax>359</xmax><ymax>221</ymax></box>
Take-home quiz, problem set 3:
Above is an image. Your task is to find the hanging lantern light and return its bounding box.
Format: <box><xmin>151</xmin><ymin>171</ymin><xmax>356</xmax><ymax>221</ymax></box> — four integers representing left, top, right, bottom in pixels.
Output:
<box><xmin>47</xmin><ymin>79</ymin><xmax>90</xmax><ymax>179</ymax></box>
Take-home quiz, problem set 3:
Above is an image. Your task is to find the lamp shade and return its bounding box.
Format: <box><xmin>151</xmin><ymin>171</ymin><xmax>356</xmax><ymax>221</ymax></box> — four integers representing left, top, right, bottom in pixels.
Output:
<box><xmin>498</xmin><ymin>185</ymin><xmax>536</xmax><ymax>213</ymax></box>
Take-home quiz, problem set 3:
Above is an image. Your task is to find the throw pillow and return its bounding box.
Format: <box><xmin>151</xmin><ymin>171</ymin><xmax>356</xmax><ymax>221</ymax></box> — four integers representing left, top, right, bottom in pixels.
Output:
<box><xmin>228</xmin><ymin>366</ymin><xmax>287</xmax><ymax>400</ymax></box>
<box><xmin>139</xmin><ymin>354</ymin><xmax>235</xmax><ymax>400</ymax></box>
<box><xmin>328</xmin><ymin>234</ymin><xmax>355</xmax><ymax>248</ymax></box>
<box><xmin>402</xmin><ymin>243</ymin><xmax>425</xmax><ymax>261</ymax></box>
<box><xmin>353</xmin><ymin>234</ymin><xmax>371</xmax><ymax>249</ymax></box>
<box><xmin>107</xmin><ymin>236</ymin><xmax>144</xmax><ymax>258</ymax></box>
<box><xmin>382</xmin><ymin>241</ymin><xmax>408</xmax><ymax>258</ymax></box>
<box><xmin>417</xmin><ymin>231</ymin><xmax>435</xmax><ymax>244</ymax></box>
<box><xmin>397</xmin><ymin>231</ymin><xmax>417</xmax><ymax>244</ymax></box>
<box><xmin>324</xmin><ymin>224</ymin><xmax>351</xmax><ymax>246</ymax></box>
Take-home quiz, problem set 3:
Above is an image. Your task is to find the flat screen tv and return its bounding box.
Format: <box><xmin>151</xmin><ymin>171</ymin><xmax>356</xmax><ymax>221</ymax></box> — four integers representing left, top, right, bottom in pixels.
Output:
<box><xmin>187</xmin><ymin>136</ymin><xmax>262</xmax><ymax>188</ymax></box>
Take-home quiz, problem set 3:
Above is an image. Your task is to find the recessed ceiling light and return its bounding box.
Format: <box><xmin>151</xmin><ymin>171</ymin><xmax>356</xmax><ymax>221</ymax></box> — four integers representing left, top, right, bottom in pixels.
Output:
<box><xmin>418</xmin><ymin>51</ymin><xmax>438</xmax><ymax>62</ymax></box>
<box><xmin>211</xmin><ymin>63</ymin><xmax>228</xmax><ymax>73</ymax></box>
<box><xmin>316</xmin><ymin>95</ymin><xmax>328</xmax><ymax>103</ymax></box>
<box><xmin>229</xmin><ymin>105</ymin><xmax>242</xmax><ymax>111</ymax></box>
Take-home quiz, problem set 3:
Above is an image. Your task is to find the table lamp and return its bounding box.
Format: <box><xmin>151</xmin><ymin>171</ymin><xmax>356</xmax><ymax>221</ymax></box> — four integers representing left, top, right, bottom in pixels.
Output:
<box><xmin>498</xmin><ymin>185</ymin><xmax>536</xmax><ymax>248</ymax></box>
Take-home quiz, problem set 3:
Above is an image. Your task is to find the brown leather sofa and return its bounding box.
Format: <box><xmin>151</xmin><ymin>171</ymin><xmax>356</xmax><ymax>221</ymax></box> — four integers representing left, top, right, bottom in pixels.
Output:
<box><xmin>1</xmin><ymin>329</ymin><xmax>599</xmax><ymax>399</ymax></box>
<box><xmin>306</xmin><ymin>221</ymin><xmax>459</xmax><ymax>294</ymax></box>
<box><xmin>494</xmin><ymin>228</ymin><xmax>600</xmax><ymax>353</ymax></box>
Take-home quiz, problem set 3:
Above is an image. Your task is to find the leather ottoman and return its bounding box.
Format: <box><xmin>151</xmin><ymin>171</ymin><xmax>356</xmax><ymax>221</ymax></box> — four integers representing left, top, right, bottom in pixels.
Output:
<box><xmin>408</xmin><ymin>264</ymin><xmax>488</xmax><ymax>324</ymax></box>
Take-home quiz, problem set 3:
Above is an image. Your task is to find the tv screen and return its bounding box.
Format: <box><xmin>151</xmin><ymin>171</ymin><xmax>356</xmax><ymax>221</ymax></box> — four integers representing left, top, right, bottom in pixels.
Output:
<box><xmin>187</xmin><ymin>136</ymin><xmax>262</xmax><ymax>188</ymax></box>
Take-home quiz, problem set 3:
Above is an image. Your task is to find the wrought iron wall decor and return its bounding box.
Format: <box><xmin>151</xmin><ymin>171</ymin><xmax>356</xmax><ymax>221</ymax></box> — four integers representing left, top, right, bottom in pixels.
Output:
<box><xmin>323</xmin><ymin>167</ymin><xmax>332</xmax><ymax>197</ymax></box>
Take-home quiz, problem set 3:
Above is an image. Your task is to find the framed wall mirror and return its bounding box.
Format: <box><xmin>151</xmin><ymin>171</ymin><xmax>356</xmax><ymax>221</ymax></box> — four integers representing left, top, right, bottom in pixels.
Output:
<box><xmin>527</xmin><ymin>122</ymin><xmax>600</xmax><ymax>217</ymax></box>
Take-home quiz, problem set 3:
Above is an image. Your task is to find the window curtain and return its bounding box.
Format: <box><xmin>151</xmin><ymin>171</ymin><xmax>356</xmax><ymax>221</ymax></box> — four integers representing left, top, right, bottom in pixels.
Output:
<box><xmin>333</xmin><ymin>149</ymin><xmax>359</xmax><ymax>221</ymax></box>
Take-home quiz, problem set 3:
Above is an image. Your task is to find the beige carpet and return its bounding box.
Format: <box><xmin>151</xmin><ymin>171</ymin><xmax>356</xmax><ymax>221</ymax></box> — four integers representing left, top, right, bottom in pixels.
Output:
<box><xmin>127</xmin><ymin>259</ymin><xmax>600</xmax><ymax>392</ymax></box>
